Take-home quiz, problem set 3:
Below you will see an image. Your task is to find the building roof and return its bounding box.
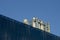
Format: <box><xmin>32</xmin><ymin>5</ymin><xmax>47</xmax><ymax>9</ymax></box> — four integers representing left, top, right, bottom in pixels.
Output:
<box><xmin>0</xmin><ymin>14</ymin><xmax>60</xmax><ymax>40</ymax></box>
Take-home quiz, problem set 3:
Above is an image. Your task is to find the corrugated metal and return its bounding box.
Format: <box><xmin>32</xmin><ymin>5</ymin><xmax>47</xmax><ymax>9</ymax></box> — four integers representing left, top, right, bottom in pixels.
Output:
<box><xmin>0</xmin><ymin>15</ymin><xmax>60</xmax><ymax>40</ymax></box>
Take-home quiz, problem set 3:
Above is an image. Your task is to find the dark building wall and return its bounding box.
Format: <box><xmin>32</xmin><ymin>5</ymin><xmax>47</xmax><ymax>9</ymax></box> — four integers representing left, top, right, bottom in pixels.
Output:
<box><xmin>0</xmin><ymin>15</ymin><xmax>60</xmax><ymax>40</ymax></box>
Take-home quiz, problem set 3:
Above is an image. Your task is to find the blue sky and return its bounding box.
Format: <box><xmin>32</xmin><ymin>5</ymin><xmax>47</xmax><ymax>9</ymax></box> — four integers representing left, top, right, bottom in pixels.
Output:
<box><xmin>0</xmin><ymin>0</ymin><xmax>60</xmax><ymax>36</ymax></box>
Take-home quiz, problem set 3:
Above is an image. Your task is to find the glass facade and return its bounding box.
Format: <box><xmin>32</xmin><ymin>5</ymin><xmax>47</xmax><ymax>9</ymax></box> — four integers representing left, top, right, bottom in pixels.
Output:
<box><xmin>0</xmin><ymin>15</ymin><xmax>60</xmax><ymax>40</ymax></box>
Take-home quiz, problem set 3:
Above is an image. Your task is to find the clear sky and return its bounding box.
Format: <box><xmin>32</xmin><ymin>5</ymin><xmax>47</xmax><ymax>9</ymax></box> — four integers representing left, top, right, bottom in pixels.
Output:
<box><xmin>0</xmin><ymin>0</ymin><xmax>60</xmax><ymax>36</ymax></box>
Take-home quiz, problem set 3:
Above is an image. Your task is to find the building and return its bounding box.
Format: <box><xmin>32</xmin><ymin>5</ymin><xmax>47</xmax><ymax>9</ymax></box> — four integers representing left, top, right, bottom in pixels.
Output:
<box><xmin>0</xmin><ymin>15</ymin><xmax>60</xmax><ymax>40</ymax></box>
<box><xmin>23</xmin><ymin>17</ymin><xmax>50</xmax><ymax>32</ymax></box>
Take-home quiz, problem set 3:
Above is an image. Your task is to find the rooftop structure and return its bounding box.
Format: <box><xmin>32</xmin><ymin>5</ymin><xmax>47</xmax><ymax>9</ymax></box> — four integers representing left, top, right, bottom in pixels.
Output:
<box><xmin>24</xmin><ymin>17</ymin><xmax>50</xmax><ymax>32</ymax></box>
